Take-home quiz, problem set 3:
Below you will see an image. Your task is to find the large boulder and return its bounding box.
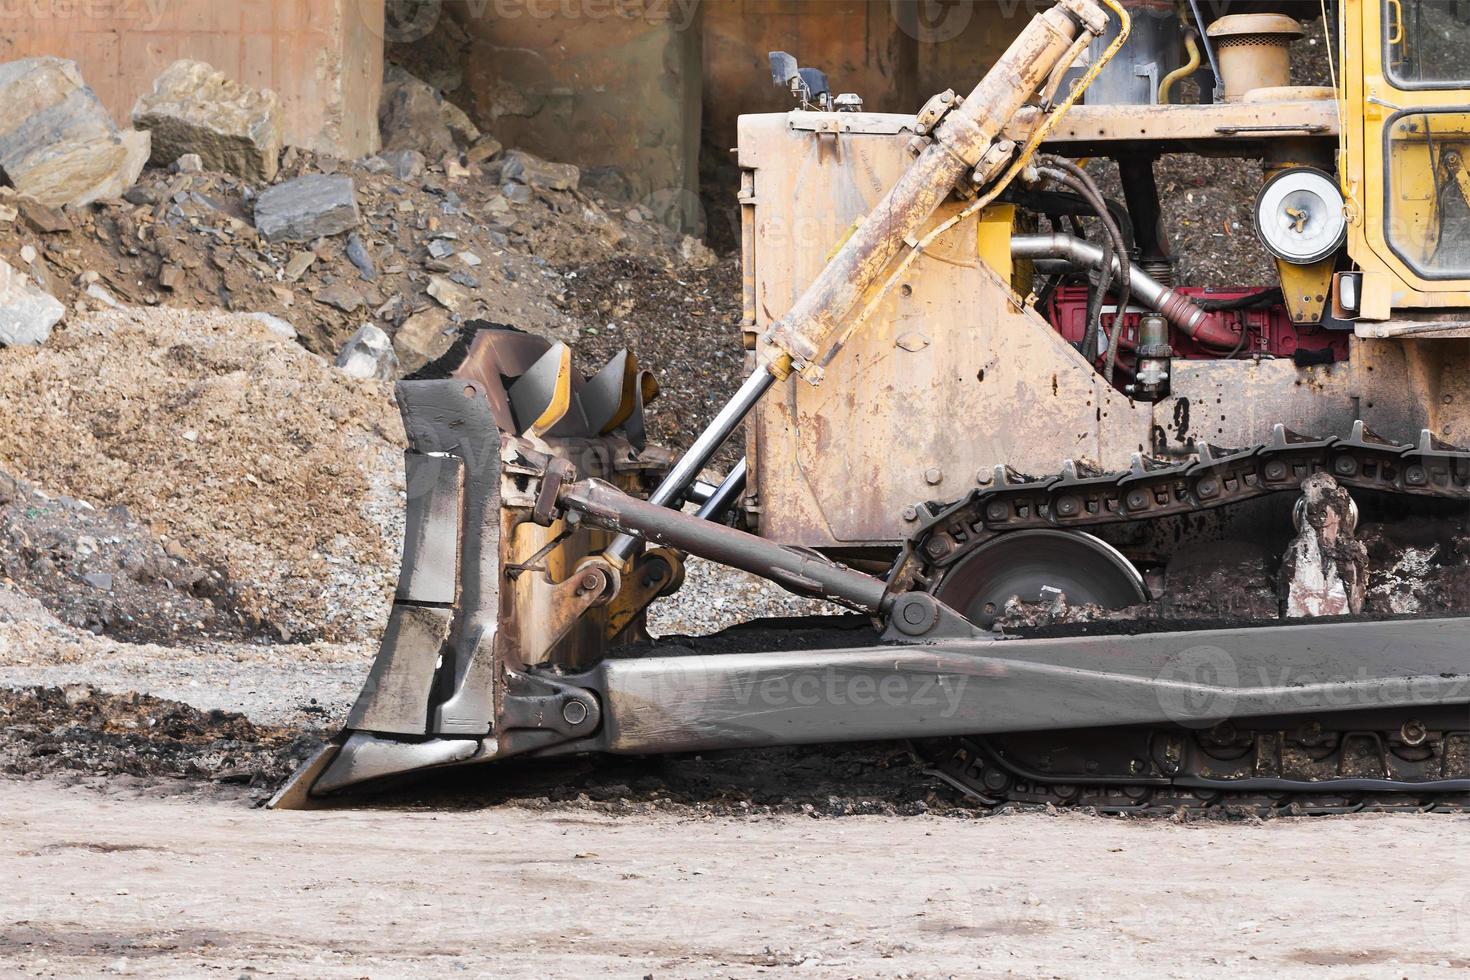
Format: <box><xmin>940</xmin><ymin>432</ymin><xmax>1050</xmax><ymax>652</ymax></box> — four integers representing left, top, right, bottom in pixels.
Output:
<box><xmin>253</xmin><ymin>173</ymin><xmax>361</xmax><ymax>243</ymax></box>
<box><xmin>379</xmin><ymin>64</ymin><xmax>484</xmax><ymax>159</ymax></box>
<box><xmin>131</xmin><ymin>60</ymin><xmax>283</xmax><ymax>183</ymax></box>
<box><xmin>380</xmin><ymin>65</ymin><xmax>455</xmax><ymax>159</ymax></box>
<box><xmin>393</xmin><ymin>307</ymin><xmax>455</xmax><ymax>375</ymax></box>
<box><xmin>0</xmin><ymin>257</ymin><xmax>64</xmax><ymax>346</ymax></box>
<box><xmin>0</xmin><ymin>57</ymin><xmax>150</xmax><ymax>208</ymax></box>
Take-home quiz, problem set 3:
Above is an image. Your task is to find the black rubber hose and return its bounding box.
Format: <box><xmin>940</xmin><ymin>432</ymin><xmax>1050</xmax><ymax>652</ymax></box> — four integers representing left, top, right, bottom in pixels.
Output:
<box><xmin>1041</xmin><ymin>160</ymin><xmax>1133</xmax><ymax>382</ymax></box>
<box><xmin>1001</xmin><ymin>188</ymin><xmax>1136</xmax><ymax>254</ymax></box>
<box><xmin>1193</xmin><ymin>287</ymin><xmax>1283</xmax><ymax>312</ymax></box>
<box><xmin>1036</xmin><ymin>169</ymin><xmax>1115</xmax><ymax>362</ymax></box>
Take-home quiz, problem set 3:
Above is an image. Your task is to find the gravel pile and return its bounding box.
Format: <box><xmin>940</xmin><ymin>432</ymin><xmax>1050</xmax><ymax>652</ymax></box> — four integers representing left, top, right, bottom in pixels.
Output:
<box><xmin>0</xmin><ymin>307</ymin><xmax>404</xmax><ymax>643</ymax></box>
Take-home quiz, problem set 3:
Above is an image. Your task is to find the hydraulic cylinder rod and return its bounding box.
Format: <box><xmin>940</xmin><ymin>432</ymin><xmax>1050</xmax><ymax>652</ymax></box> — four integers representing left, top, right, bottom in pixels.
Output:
<box><xmin>567</xmin><ymin>477</ymin><xmax>890</xmax><ymax>613</ymax></box>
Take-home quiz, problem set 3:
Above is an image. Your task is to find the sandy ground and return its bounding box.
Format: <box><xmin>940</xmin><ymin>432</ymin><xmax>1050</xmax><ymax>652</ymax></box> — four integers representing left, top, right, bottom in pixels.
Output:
<box><xmin>0</xmin><ymin>779</ymin><xmax>1466</xmax><ymax>979</ymax></box>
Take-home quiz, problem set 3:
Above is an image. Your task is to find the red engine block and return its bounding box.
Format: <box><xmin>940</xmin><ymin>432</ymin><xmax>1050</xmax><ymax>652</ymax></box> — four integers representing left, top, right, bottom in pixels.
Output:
<box><xmin>1046</xmin><ymin>286</ymin><xmax>1350</xmax><ymax>373</ymax></box>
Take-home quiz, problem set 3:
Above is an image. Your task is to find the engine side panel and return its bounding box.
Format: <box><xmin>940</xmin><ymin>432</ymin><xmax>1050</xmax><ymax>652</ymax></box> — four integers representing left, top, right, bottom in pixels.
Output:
<box><xmin>738</xmin><ymin>111</ymin><xmax>1470</xmax><ymax>548</ymax></box>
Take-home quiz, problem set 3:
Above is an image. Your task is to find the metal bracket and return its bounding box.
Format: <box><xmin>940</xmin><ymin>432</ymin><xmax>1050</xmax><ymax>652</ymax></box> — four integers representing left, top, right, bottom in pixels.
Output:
<box><xmin>496</xmin><ymin>669</ymin><xmax>603</xmax><ymax>757</ymax></box>
<box><xmin>604</xmin><ymin>547</ymin><xmax>685</xmax><ymax>641</ymax></box>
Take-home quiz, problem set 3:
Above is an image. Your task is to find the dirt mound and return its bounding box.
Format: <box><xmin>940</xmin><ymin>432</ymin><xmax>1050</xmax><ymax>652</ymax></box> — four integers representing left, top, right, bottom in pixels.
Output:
<box><xmin>0</xmin><ymin>467</ymin><xmax>246</xmax><ymax>643</ymax></box>
<box><xmin>0</xmin><ymin>685</ymin><xmax>319</xmax><ymax>795</ymax></box>
<box><xmin>0</xmin><ymin>307</ymin><xmax>404</xmax><ymax>642</ymax></box>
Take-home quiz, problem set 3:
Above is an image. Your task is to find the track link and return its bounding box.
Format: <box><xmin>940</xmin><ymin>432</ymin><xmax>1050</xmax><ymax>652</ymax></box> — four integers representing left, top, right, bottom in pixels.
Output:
<box><xmin>904</xmin><ymin>421</ymin><xmax>1470</xmax><ymax>813</ymax></box>
<box><xmin>909</xmin><ymin>421</ymin><xmax>1470</xmax><ymax>581</ymax></box>
<box><xmin>916</xmin><ymin>732</ymin><xmax>1470</xmax><ymax>816</ymax></box>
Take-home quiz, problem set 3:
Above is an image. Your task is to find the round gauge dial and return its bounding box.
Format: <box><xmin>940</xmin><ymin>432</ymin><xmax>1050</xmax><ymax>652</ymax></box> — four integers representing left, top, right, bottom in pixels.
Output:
<box><xmin>1254</xmin><ymin>168</ymin><xmax>1347</xmax><ymax>265</ymax></box>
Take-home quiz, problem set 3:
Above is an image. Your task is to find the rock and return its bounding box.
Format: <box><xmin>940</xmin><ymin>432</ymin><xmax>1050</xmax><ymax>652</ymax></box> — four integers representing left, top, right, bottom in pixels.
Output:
<box><xmin>19</xmin><ymin>244</ymin><xmax>35</xmax><ymax>264</ymax></box>
<box><xmin>441</xmin><ymin>100</ymin><xmax>481</xmax><ymax>146</ymax></box>
<box><xmin>581</xmin><ymin>165</ymin><xmax>633</xmax><ymax>201</ymax></box>
<box><xmin>379</xmin><ymin>64</ymin><xmax>456</xmax><ymax>159</ymax></box>
<box><xmin>441</xmin><ymin>152</ymin><xmax>472</xmax><ymax>181</ymax></box>
<box><xmin>501</xmin><ymin>149</ymin><xmax>580</xmax><ymax>192</ymax></box>
<box><xmin>0</xmin><ymin>468</ymin><xmax>19</xmax><ymax>506</ymax></box>
<box><xmin>0</xmin><ymin>57</ymin><xmax>151</xmax><ymax>207</ymax></box>
<box><xmin>0</xmin><ymin>203</ymin><xmax>16</xmax><ymax>224</ymax></box>
<box><xmin>378</xmin><ymin>148</ymin><xmax>425</xmax><ymax>181</ymax></box>
<box><xmin>284</xmin><ymin>250</ymin><xmax>316</xmax><ymax>281</ymax></box>
<box><xmin>0</xmin><ymin>256</ymin><xmax>64</xmax><ymax>345</ymax></box>
<box><xmin>501</xmin><ymin>181</ymin><xmax>533</xmax><ymax>206</ymax></box>
<box><xmin>1281</xmin><ymin>473</ymin><xmax>1368</xmax><ymax>617</ymax></box>
<box><xmin>244</xmin><ymin>311</ymin><xmax>297</xmax><ymax>340</ymax></box>
<box><xmin>313</xmin><ymin>282</ymin><xmax>364</xmax><ymax>312</ymax></box>
<box><xmin>459</xmin><ymin>251</ymin><xmax>482</xmax><ymax>268</ymax></box>
<box><xmin>81</xmin><ymin>572</ymin><xmax>114</xmax><ymax>591</ymax></box>
<box><xmin>345</xmin><ymin>233</ymin><xmax>377</xmax><ymax>281</ymax></box>
<box><xmin>334</xmin><ymin>323</ymin><xmax>397</xmax><ymax>380</ymax></box>
<box><xmin>84</xmin><ymin>282</ymin><xmax>122</xmax><ymax>309</ymax></box>
<box><xmin>253</xmin><ymin>174</ymin><xmax>360</xmax><ymax>243</ymax></box>
<box><xmin>132</xmin><ymin>60</ymin><xmax>283</xmax><ymax>182</ymax></box>
<box><xmin>679</xmin><ymin>235</ymin><xmax>718</xmax><ymax>270</ymax></box>
<box><xmin>465</xmin><ymin>137</ymin><xmax>503</xmax><ymax>165</ymax></box>
<box><xmin>15</xmin><ymin>197</ymin><xmax>71</xmax><ymax>234</ymax></box>
<box><xmin>426</xmin><ymin>275</ymin><xmax>468</xmax><ymax>312</ymax></box>
<box><xmin>158</xmin><ymin>265</ymin><xmax>184</xmax><ymax>290</ymax></box>
<box><xmin>173</xmin><ymin>153</ymin><xmax>204</xmax><ymax>174</ymax></box>
<box><xmin>393</xmin><ymin>307</ymin><xmax>455</xmax><ymax>374</ymax></box>
<box><xmin>427</xmin><ymin>238</ymin><xmax>456</xmax><ymax>259</ymax></box>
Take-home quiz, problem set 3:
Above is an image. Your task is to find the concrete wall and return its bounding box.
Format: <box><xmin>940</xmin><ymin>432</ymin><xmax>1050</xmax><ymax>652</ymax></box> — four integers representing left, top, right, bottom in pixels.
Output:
<box><xmin>702</xmin><ymin>0</ymin><xmax>1026</xmax><ymax>154</ymax></box>
<box><xmin>435</xmin><ymin>0</ymin><xmax>703</xmax><ymax>223</ymax></box>
<box><xmin>0</xmin><ymin>0</ymin><xmax>385</xmax><ymax>159</ymax></box>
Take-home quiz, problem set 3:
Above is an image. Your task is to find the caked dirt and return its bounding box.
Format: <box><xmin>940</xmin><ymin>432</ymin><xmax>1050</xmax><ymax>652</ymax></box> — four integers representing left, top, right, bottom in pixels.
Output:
<box><xmin>0</xmin><ymin>685</ymin><xmax>317</xmax><ymax>794</ymax></box>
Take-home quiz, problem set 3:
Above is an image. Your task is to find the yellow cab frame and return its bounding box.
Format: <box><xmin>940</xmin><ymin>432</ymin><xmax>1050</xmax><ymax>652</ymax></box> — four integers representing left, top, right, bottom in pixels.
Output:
<box><xmin>1344</xmin><ymin>0</ymin><xmax>1470</xmax><ymax>318</ymax></box>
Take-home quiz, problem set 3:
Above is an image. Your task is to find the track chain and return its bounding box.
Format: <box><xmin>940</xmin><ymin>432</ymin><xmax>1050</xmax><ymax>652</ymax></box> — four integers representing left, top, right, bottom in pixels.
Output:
<box><xmin>907</xmin><ymin>421</ymin><xmax>1470</xmax><ymax>813</ymax></box>
<box><xmin>913</xmin><ymin>421</ymin><xmax>1470</xmax><ymax>572</ymax></box>
<box><xmin>917</xmin><ymin>735</ymin><xmax>1470</xmax><ymax>816</ymax></box>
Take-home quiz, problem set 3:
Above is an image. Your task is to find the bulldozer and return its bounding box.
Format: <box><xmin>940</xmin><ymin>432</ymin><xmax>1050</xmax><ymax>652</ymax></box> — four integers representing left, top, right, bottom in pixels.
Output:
<box><xmin>274</xmin><ymin>0</ymin><xmax>1470</xmax><ymax>811</ymax></box>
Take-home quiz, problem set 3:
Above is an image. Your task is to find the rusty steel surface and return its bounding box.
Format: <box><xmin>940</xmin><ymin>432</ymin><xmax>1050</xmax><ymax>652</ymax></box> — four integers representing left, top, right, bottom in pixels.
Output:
<box><xmin>1009</xmin><ymin>97</ymin><xmax>1340</xmax><ymax>157</ymax></box>
<box><xmin>762</xmin><ymin>0</ymin><xmax>1106</xmax><ymax>376</ymax></box>
<box><xmin>739</xmin><ymin>112</ymin><xmax>1470</xmax><ymax>548</ymax></box>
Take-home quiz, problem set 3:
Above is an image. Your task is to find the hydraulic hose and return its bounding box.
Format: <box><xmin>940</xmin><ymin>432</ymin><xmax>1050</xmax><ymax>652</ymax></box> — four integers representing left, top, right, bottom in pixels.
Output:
<box><xmin>1039</xmin><ymin>159</ymin><xmax>1132</xmax><ymax>379</ymax></box>
<box><xmin>1011</xmin><ymin>233</ymin><xmax>1241</xmax><ymax>345</ymax></box>
<box><xmin>1157</xmin><ymin>32</ymin><xmax>1201</xmax><ymax>105</ymax></box>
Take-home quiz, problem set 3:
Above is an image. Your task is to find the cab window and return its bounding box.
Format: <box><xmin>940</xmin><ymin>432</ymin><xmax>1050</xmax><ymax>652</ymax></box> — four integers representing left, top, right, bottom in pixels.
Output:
<box><xmin>1384</xmin><ymin>0</ymin><xmax>1470</xmax><ymax>89</ymax></box>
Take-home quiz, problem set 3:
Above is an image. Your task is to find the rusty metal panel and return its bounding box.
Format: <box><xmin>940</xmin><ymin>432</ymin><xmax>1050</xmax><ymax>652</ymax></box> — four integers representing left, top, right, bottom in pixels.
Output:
<box><xmin>738</xmin><ymin>112</ymin><xmax>1470</xmax><ymax>550</ymax></box>
<box><xmin>741</xmin><ymin>112</ymin><xmax>1153</xmax><ymax>547</ymax></box>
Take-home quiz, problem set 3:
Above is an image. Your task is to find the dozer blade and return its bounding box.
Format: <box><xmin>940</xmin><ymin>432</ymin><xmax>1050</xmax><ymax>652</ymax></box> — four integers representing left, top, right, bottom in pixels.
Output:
<box><xmin>271</xmin><ymin>326</ymin><xmax>671</xmax><ymax>806</ymax></box>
